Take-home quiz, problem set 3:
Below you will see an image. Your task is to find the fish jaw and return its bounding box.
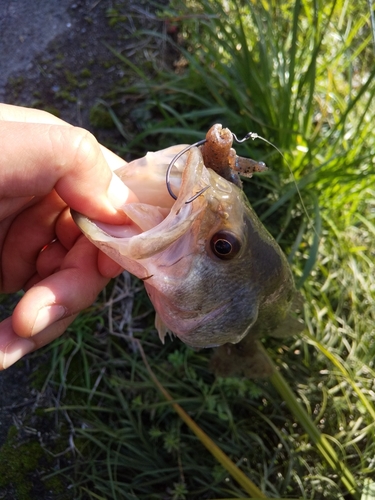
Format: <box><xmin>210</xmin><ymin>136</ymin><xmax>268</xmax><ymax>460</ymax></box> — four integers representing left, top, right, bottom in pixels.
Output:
<box><xmin>72</xmin><ymin>146</ymin><xmax>210</xmax><ymax>278</ymax></box>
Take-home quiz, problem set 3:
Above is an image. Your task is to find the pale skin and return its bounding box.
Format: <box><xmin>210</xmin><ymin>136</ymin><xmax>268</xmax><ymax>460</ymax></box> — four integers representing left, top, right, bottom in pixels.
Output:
<box><xmin>0</xmin><ymin>104</ymin><xmax>138</xmax><ymax>370</ymax></box>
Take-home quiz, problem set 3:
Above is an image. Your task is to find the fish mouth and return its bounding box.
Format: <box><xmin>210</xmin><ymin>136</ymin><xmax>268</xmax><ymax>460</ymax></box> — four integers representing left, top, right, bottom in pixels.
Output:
<box><xmin>72</xmin><ymin>146</ymin><xmax>210</xmax><ymax>270</ymax></box>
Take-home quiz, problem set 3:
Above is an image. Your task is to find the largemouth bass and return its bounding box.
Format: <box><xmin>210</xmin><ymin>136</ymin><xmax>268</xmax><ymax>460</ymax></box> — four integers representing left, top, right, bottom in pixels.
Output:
<box><xmin>72</xmin><ymin>127</ymin><xmax>295</xmax><ymax>349</ymax></box>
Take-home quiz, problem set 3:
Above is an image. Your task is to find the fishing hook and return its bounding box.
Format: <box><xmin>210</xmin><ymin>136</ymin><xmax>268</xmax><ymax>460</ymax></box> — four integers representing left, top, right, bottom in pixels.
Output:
<box><xmin>166</xmin><ymin>131</ymin><xmax>257</xmax><ymax>203</ymax></box>
<box><xmin>166</xmin><ymin>139</ymin><xmax>206</xmax><ymax>202</ymax></box>
<box><xmin>231</xmin><ymin>131</ymin><xmax>259</xmax><ymax>143</ymax></box>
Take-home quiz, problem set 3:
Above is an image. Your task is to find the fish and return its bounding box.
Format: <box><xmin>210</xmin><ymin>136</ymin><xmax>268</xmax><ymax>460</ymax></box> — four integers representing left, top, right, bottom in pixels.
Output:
<box><xmin>72</xmin><ymin>125</ymin><xmax>296</xmax><ymax>350</ymax></box>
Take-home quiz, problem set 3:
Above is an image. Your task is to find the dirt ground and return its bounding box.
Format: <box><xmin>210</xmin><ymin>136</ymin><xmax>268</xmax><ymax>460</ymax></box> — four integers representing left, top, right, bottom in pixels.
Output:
<box><xmin>0</xmin><ymin>1</ymin><xmax>164</xmax><ymax>496</ymax></box>
<box><xmin>1</xmin><ymin>0</ymin><xmax>155</xmax><ymax>129</ymax></box>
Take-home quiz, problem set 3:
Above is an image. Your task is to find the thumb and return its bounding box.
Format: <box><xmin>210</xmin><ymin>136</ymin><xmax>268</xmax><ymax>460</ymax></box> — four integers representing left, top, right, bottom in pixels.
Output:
<box><xmin>0</xmin><ymin>121</ymin><xmax>137</xmax><ymax>224</ymax></box>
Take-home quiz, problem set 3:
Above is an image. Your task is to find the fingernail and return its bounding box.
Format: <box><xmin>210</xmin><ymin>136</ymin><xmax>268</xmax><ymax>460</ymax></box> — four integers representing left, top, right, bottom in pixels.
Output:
<box><xmin>107</xmin><ymin>173</ymin><xmax>129</xmax><ymax>209</ymax></box>
<box><xmin>3</xmin><ymin>338</ymin><xmax>35</xmax><ymax>369</ymax></box>
<box><xmin>32</xmin><ymin>305</ymin><xmax>67</xmax><ymax>336</ymax></box>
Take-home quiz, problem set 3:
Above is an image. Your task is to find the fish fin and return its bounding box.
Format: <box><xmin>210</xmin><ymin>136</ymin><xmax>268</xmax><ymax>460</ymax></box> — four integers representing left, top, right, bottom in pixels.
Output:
<box><xmin>210</xmin><ymin>338</ymin><xmax>273</xmax><ymax>379</ymax></box>
<box><xmin>268</xmin><ymin>314</ymin><xmax>304</xmax><ymax>339</ymax></box>
<box><xmin>155</xmin><ymin>314</ymin><xmax>174</xmax><ymax>344</ymax></box>
<box><xmin>269</xmin><ymin>291</ymin><xmax>304</xmax><ymax>338</ymax></box>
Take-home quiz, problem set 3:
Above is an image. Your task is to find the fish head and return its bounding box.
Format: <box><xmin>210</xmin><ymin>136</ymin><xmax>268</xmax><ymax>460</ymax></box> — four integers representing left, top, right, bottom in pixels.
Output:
<box><xmin>72</xmin><ymin>146</ymin><xmax>294</xmax><ymax>348</ymax></box>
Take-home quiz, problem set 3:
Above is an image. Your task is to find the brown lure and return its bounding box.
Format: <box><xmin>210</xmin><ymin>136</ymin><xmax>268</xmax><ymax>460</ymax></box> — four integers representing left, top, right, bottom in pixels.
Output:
<box><xmin>166</xmin><ymin>124</ymin><xmax>268</xmax><ymax>202</ymax></box>
<box><xmin>200</xmin><ymin>124</ymin><xmax>268</xmax><ymax>187</ymax></box>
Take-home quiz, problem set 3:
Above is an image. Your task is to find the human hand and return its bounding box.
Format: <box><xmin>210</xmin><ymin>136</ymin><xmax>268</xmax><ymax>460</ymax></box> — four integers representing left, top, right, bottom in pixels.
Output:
<box><xmin>0</xmin><ymin>104</ymin><xmax>137</xmax><ymax>369</ymax></box>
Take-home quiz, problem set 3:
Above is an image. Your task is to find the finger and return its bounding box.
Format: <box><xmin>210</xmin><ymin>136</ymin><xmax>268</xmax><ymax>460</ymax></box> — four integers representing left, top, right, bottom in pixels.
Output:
<box><xmin>1</xmin><ymin>191</ymin><xmax>65</xmax><ymax>292</ymax></box>
<box><xmin>0</xmin><ymin>314</ymin><xmax>78</xmax><ymax>370</ymax></box>
<box><xmin>0</xmin><ymin>196</ymin><xmax>35</xmax><ymax>220</ymax></box>
<box><xmin>55</xmin><ymin>207</ymin><xmax>82</xmax><ymax>250</ymax></box>
<box><xmin>100</xmin><ymin>145</ymin><xmax>128</xmax><ymax>172</ymax></box>
<box><xmin>0</xmin><ymin>103</ymin><xmax>69</xmax><ymax>125</ymax></box>
<box><xmin>0</xmin><ymin>104</ymin><xmax>128</xmax><ymax>172</ymax></box>
<box><xmin>11</xmin><ymin>236</ymin><xmax>109</xmax><ymax>338</ymax></box>
<box><xmin>36</xmin><ymin>240</ymin><xmax>67</xmax><ymax>279</ymax></box>
<box><xmin>97</xmin><ymin>250</ymin><xmax>124</xmax><ymax>278</ymax></box>
<box><xmin>24</xmin><ymin>272</ymin><xmax>44</xmax><ymax>290</ymax></box>
<box><xmin>0</xmin><ymin>120</ymin><xmax>137</xmax><ymax>224</ymax></box>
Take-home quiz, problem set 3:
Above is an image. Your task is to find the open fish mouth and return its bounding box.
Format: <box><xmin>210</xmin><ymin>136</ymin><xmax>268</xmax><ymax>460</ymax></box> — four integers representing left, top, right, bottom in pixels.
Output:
<box><xmin>72</xmin><ymin>146</ymin><xmax>208</xmax><ymax>262</ymax></box>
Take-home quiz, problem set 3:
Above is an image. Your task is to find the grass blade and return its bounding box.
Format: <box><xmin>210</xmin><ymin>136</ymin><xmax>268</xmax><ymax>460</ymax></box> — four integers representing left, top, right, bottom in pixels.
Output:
<box><xmin>261</xmin><ymin>344</ymin><xmax>360</xmax><ymax>499</ymax></box>
<box><xmin>135</xmin><ymin>338</ymin><xmax>268</xmax><ymax>499</ymax></box>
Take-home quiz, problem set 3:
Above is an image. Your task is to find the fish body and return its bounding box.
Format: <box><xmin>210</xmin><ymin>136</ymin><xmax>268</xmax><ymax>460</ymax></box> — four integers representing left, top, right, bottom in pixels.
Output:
<box><xmin>72</xmin><ymin>141</ymin><xmax>295</xmax><ymax>348</ymax></box>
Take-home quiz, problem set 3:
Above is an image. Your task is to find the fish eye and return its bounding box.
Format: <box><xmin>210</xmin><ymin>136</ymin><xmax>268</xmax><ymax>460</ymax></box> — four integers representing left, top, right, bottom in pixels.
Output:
<box><xmin>210</xmin><ymin>231</ymin><xmax>241</xmax><ymax>260</ymax></box>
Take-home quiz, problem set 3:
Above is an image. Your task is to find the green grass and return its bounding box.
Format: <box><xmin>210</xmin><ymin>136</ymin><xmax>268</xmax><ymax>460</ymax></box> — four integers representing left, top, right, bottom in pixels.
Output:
<box><xmin>27</xmin><ymin>0</ymin><xmax>375</xmax><ymax>498</ymax></box>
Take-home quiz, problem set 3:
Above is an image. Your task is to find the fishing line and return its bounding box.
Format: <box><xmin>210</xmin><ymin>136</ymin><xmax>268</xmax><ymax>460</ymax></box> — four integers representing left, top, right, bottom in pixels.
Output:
<box><xmin>240</xmin><ymin>132</ymin><xmax>318</xmax><ymax>240</ymax></box>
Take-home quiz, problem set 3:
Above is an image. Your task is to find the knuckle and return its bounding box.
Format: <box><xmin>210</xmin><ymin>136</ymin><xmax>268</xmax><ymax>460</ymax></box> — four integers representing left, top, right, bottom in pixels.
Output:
<box><xmin>47</xmin><ymin>126</ymin><xmax>100</xmax><ymax>176</ymax></box>
<box><xmin>70</xmin><ymin>127</ymin><xmax>100</xmax><ymax>171</ymax></box>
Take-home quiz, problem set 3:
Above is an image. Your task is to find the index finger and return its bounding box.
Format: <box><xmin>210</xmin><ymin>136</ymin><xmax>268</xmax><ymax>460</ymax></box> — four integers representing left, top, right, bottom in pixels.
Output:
<box><xmin>0</xmin><ymin>119</ymin><xmax>135</xmax><ymax>223</ymax></box>
<box><xmin>0</xmin><ymin>104</ymin><xmax>126</xmax><ymax>172</ymax></box>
